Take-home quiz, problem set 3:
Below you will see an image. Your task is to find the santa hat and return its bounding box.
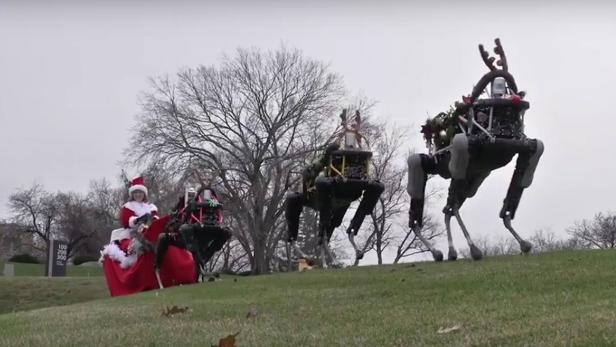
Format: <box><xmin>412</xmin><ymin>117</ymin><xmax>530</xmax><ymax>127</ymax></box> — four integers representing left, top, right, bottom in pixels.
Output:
<box><xmin>128</xmin><ymin>176</ymin><xmax>148</xmax><ymax>197</ymax></box>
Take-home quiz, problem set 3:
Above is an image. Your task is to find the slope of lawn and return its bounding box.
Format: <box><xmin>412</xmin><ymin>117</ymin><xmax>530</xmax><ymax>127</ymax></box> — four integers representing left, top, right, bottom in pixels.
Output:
<box><xmin>0</xmin><ymin>276</ymin><xmax>108</xmax><ymax>315</ymax></box>
<box><xmin>1</xmin><ymin>250</ymin><xmax>615</xmax><ymax>346</ymax></box>
<box><xmin>0</xmin><ymin>262</ymin><xmax>103</xmax><ymax>277</ymax></box>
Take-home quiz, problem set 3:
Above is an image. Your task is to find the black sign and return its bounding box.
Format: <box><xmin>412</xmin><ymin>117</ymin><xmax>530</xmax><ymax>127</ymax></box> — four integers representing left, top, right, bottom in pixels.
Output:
<box><xmin>46</xmin><ymin>239</ymin><xmax>68</xmax><ymax>277</ymax></box>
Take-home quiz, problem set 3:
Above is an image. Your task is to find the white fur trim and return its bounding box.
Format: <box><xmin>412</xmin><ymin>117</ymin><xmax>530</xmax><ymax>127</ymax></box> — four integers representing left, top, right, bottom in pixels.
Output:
<box><xmin>123</xmin><ymin>201</ymin><xmax>158</xmax><ymax>215</ymax></box>
<box><xmin>129</xmin><ymin>184</ymin><xmax>148</xmax><ymax>196</ymax></box>
<box><xmin>110</xmin><ymin>228</ymin><xmax>131</xmax><ymax>243</ymax></box>
<box><xmin>123</xmin><ymin>201</ymin><xmax>157</xmax><ymax>228</ymax></box>
<box><xmin>100</xmin><ymin>243</ymin><xmax>138</xmax><ymax>269</ymax></box>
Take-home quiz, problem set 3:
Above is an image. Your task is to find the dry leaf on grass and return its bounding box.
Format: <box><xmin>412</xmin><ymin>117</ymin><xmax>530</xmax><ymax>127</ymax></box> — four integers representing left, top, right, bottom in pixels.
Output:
<box><xmin>161</xmin><ymin>305</ymin><xmax>191</xmax><ymax>317</ymax></box>
<box><xmin>437</xmin><ymin>324</ymin><xmax>462</xmax><ymax>334</ymax></box>
<box><xmin>246</xmin><ymin>307</ymin><xmax>258</xmax><ymax>319</ymax></box>
<box><xmin>212</xmin><ymin>332</ymin><xmax>240</xmax><ymax>347</ymax></box>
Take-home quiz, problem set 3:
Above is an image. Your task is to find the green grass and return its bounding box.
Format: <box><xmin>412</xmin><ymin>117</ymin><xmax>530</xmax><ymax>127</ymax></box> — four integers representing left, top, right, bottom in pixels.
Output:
<box><xmin>0</xmin><ymin>262</ymin><xmax>103</xmax><ymax>277</ymax></box>
<box><xmin>0</xmin><ymin>277</ymin><xmax>108</xmax><ymax>315</ymax></box>
<box><xmin>1</xmin><ymin>250</ymin><xmax>616</xmax><ymax>346</ymax></box>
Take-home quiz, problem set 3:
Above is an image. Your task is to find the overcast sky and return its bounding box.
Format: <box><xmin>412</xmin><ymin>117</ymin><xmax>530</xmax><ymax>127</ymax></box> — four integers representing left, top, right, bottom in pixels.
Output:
<box><xmin>1</xmin><ymin>1</ymin><xmax>615</xmax><ymax>261</ymax></box>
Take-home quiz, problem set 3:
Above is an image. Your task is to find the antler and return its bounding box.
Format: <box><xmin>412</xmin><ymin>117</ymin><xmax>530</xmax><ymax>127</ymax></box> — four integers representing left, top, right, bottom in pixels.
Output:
<box><xmin>478</xmin><ymin>38</ymin><xmax>509</xmax><ymax>71</ymax></box>
<box><xmin>193</xmin><ymin>168</ymin><xmax>220</xmax><ymax>191</ymax></box>
<box><xmin>479</xmin><ymin>44</ymin><xmax>496</xmax><ymax>71</ymax></box>
<box><xmin>493</xmin><ymin>38</ymin><xmax>508</xmax><ymax>71</ymax></box>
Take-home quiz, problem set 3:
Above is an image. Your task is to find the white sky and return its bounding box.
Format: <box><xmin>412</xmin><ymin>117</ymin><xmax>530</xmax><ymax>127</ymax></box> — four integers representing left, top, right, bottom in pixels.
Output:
<box><xmin>1</xmin><ymin>1</ymin><xmax>615</xmax><ymax>262</ymax></box>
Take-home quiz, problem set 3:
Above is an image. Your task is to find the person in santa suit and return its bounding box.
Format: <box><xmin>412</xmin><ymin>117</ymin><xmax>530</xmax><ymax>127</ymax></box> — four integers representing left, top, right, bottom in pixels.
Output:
<box><xmin>103</xmin><ymin>176</ymin><xmax>160</xmax><ymax>268</ymax></box>
<box><xmin>119</xmin><ymin>176</ymin><xmax>159</xmax><ymax>230</ymax></box>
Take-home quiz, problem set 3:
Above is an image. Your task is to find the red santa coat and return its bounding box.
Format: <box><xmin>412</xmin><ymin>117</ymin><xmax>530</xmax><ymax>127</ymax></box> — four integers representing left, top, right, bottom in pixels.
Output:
<box><xmin>120</xmin><ymin>201</ymin><xmax>159</xmax><ymax>229</ymax></box>
<box><xmin>108</xmin><ymin>201</ymin><xmax>159</xmax><ymax>242</ymax></box>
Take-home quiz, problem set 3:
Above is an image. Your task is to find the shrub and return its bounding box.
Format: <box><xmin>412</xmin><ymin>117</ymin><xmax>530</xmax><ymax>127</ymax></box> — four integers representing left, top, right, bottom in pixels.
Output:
<box><xmin>8</xmin><ymin>253</ymin><xmax>40</xmax><ymax>264</ymax></box>
<box><xmin>72</xmin><ymin>255</ymin><xmax>100</xmax><ymax>266</ymax></box>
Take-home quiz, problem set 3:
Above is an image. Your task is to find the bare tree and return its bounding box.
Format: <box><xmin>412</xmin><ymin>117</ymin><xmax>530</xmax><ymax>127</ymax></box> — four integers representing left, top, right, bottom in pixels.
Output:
<box><xmin>455</xmin><ymin>235</ymin><xmax>517</xmax><ymax>258</ymax></box>
<box><xmin>567</xmin><ymin>212</ymin><xmax>616</xmax><ymax>249</ymax></box>
<box><xmin>8</xmin><ymin>184</ymin><xmax>59</xmax><ymax>255</ymax></box>
<box><xmin>87</xmin><ymin>178</ymin><xmax>123</xmax><ymax>225</ymax></box>
<box><xmin>130</xmin><ymin>46</ymin><xmax>343</xmax><ymax>274</ymax></box>
<box><xmin>204</xmin><ymin>240</ymin><xmax>251</xmax><ymax>274</ymax></box>
<box><xmin>8</xmin><ymin>184</ymin><xmax>100</xmax><ymax>259</ymax></box>
<box><xmin>54</xmin><ymin>192</ymin><xmax>99</xmax><ymax>258</ymax></box>
<box><xmin>529</xmin><ymin>229</ymin><xmax>578</xmax><ymax>253</ymax></box>
<box><xmin>294</xmin><ymin>208</ymin><xmax>321</xmax><ymax>256</ymax></box>
<box><xmin>458</xmin><ymin>229</ymin><xmax>580</xmax><ymax>258</ymax></box>
<box><xmin>393</xmin><ymin>212</ymin><xmax>441</xmax><ymax>263</ymax></box>
<box><xmin>482</xmin><ymin>236</ymin><xmax>518</xmax><ymax>256</ymax></box>
<box><xmin>367</xmin><ymin>122</ymin><xmax>410</xmax><ymax>264</ymax></box>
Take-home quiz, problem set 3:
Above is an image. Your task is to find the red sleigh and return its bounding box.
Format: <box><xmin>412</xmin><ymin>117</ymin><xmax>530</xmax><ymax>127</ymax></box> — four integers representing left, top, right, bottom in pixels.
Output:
<box><xmin>102</xmin><ymin>215</ymin><xmax>197</xmax><ymax>297</ymax></box>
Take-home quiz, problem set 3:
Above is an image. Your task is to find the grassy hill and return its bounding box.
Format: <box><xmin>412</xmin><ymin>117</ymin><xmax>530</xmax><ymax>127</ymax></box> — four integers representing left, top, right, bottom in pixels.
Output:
<box><xmin>1</xmin><ymin>250</ymin><xmax>615</xmax><ymax>346</ymax></box>
<box><xmin>0</xmin><ymin>262</ymin><xmax>103</xmax><ymax>277</ymax></box>
<box><xmin>0</xmin><ymin>276</ymin><xmax>107</xmax><ymax>315</ymax></box>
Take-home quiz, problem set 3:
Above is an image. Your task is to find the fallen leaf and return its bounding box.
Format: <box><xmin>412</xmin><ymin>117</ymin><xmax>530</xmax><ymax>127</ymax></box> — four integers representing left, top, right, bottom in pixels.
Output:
<box><xmin>212</xmin><ymin>332</ymin><xmax>240</xmax><ymax>347</ymax></box>
<box><xmin>246</xmin><ymin>307</ymin><xmax>258</xmax><ymax>319</ymax></box>
<box><xmin>437</xmin><ymin>324</ymin><xmax>462</xmax><ymax>334</ymax></box>
<box><xmin>161</xmin><ymin>305</ymin><xmax>191</xmax><ymax>317</ymax></box>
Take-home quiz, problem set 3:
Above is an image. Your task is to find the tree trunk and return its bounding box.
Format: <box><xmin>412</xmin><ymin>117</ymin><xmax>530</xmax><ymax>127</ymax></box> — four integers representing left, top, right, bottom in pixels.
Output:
<box><xmin>252</xmin><ymin>234</ymin><xmax>269</xmax><ymax>274</ymax></box>
<box><xmin>376</xmin><ymin>238</ymin><xmax>383</xmax><ymax>265</ymax></box>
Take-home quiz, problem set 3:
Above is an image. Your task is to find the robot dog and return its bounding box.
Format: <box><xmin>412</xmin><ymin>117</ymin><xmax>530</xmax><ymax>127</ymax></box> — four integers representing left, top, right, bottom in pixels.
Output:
<box><xmin>285</xmin><ymin>109</ymin><xmax>384</xmax><ymax>267</ymax></box>
<box><xmin>158</xmin><ymin>186</ymin><xmax>231</xmax><ymax>283</ymax></box>
<box><xmin>407</xmin><ymin>38</ymin><xmax>544</xmax><ymax>261</ymax></box>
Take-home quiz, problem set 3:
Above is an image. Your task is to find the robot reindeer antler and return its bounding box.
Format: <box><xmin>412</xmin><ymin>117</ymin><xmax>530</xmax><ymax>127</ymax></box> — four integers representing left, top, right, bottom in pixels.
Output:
<box><xmin>194</xmin><ymin>168</ymin><xmax>221</xmax><ymax>193</ymax></box>
<box><xmin>479</xmin><ymin>38</ymin><xmax>509</xmax><ymax>72</ymax></box>
<box><xmin>456</xmin><ymin>38</ymin><xmax>518</xmax><ymax>111</ymax></box>
<box><xmin>336</xmin><ymin>108</ymin><xmax>367</xmax><ymax>149</ymax></box>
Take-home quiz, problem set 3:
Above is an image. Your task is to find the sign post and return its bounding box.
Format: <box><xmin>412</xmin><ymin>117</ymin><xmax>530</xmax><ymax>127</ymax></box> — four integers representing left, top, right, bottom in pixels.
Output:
<box><xmin>46</xmin><ymin>239</ymin><xmax>68</xmax><ymax>277</ymax></box>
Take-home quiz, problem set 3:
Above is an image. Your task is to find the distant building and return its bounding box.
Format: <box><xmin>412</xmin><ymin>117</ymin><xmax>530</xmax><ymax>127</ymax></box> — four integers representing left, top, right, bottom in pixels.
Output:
<box><xmin>0</xmin><ymin>222</ymin><xmax>36</xmax><ymax>262</ymax></box>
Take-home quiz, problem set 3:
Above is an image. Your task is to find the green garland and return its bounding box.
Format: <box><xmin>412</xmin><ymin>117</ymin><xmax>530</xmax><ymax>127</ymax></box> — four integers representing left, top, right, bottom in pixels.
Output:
<box><xmin>421</xmin><ymin>105</ymin><xmax>460</xmax><ymax>150</ymax></box>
